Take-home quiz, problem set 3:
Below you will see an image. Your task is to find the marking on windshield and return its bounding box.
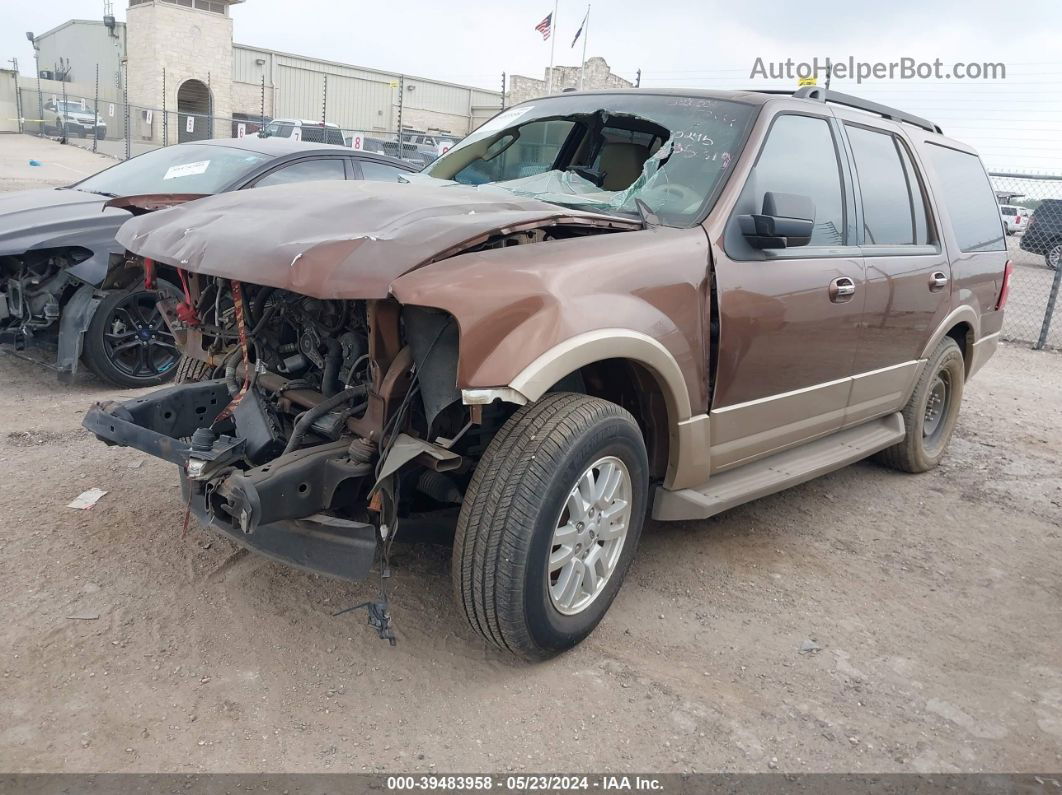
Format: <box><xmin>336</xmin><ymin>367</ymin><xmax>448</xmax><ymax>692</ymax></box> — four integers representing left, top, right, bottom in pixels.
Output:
<box><xmin>163</xmin><ymin>161</ymin><xmax>211</xmax><ymax>180</ymax></box>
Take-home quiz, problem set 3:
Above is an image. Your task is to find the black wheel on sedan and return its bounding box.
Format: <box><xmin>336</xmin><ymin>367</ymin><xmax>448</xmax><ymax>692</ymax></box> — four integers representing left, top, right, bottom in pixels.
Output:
<box><xmin>82</xmin><ymin>283</ymin><xmax>182</xmax><ymax>387</ymax></box>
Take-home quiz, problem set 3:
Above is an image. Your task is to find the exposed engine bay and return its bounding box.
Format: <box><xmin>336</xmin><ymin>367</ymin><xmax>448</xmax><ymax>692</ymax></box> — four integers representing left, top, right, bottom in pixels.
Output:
<box><xmin>84</xmin><ymin>258</ymin><xmax>530</xmax><ymax>595</ymax></box>
<box><xmin>0</xmin><ymin>249</ymin><xmax>89</xmax><ymax>344</ymax></box>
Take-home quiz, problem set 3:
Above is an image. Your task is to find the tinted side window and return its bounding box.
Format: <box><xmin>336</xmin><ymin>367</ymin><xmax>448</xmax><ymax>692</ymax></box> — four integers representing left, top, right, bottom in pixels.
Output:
<box><xmin>254</xmin><ymin>158</ymin><xmax>346</xmax><ymax>187</ymax></box>
<box><xmin>846</xmin><ymin>126</ymin><xmax>930</xmax><ymax>246</ymax></box>
<box><xmin>751</xmin><ymin>115</ymin><xmax>845</xmax><ymax>246</ymax></box>
<box><xmin>358</xmin><ymin>161</ymin><xmax>408</xmax><ymax>182</ymax></box>
<box><xmin>925</xmin><ymin>144</ymin><xmax>1005</xmax><ymax>252</ymax></box>
<box><xmin>1001</xmin><ymin>206</ymin><xmax>1016</xmax><ymax>216</ymax></box>
<box><xmin>897</xmin><ymin>142</ymin><xmax>931</xmax><ymax>245</ymax></box>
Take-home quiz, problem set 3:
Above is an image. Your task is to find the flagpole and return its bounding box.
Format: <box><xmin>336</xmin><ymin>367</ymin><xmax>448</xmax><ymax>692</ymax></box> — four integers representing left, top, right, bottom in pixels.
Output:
<box><xmin>577</xmin><ymin>5</ymin><xmax>590</xmax><ymax>91</ymax></box>
<box><xmin>546</xmin><ymin>0</ymin><xmax>559</xmax><ymax>95</ymax></box>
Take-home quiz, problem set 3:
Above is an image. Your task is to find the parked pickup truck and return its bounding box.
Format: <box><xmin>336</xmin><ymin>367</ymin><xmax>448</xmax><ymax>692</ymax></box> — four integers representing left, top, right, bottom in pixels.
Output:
<box><xmin>84</xmin><ymin>87</ymin><xmax>1010</xmax><ymax>660</ymax></box>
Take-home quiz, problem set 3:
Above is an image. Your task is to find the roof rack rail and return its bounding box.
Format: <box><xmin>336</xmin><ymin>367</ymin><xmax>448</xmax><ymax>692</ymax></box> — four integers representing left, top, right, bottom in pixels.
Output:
<box><xmin>790</xmin><ymin>86</ymin><xmax>942</xmax><ymax>134</ymax></box>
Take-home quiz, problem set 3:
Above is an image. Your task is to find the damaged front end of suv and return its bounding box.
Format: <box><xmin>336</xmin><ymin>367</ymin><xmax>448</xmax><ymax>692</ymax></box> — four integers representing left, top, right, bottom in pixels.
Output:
<box><xmin>83</xmin><ymin>90</ymin><xmax>755</xmax><ymax>656</ymax></box>
<box><xmin>83</xmin><ymin>178</ymin><xmax>641</xmax><ymax>586</ymax></box>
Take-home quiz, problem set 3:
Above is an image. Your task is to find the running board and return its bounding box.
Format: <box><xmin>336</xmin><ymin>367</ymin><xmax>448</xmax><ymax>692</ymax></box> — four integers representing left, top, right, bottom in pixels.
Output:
<box><xmin>652</xmin><ymin>413</ymin><xmax>905</xmax><ymax>521</ymax></box>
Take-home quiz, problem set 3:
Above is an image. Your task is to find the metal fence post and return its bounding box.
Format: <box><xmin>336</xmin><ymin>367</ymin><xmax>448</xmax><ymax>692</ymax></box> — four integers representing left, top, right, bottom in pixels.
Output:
<box><xmin>322</xmin><ymin>73</ymin><xmax>328</xmax><ymax>123</ymax></box>
<box><xmin>92</xmin><ymin>64</ymin><xmax>99</xmax><ymax>153</ymax></box>
<box><xmin>207</xmin><ymin>71</ymin><xmax>213</xmax><ymax>139</ymax></box>
<box><xmin>162</xmin><ymin>67</ymin><xmax>168</xmax><ymax>146</ymax></box>
<box><xmin>501</xmin><ymin>72</ymin><xmax>506</xmax><ymax>109</ymax></box>
<box><xmin>12</xmin><ymin>61</ymin><xmax>22</xmax><ymax>133</ymax></box>
<box><xmin>35</xmin><ymin>53</ymin><xmax>43</xmax><ymax>137</ymax></box>
<box><xmin>60</xmin><ymin>63</ymin><xmax>68</xmax><ymax>139</ymax></box>
<box><xmin>260</xmin><ymin>73</ymin><xmax>265</xmax><ymax>129</ymax></box>
<box><xmin>397</xmin><ymin>75</ymin><xmax>404</xmax><ymax>158</ymax></box>
<box><xmin>1035</xmin><ymin>264</ymin><xmax>1062</xmax><ymax>351</ymax></box>
<box><xmin>122</xmin><ymin>59</ymin><xmax>130</xmax><ymax>160</ymax></box>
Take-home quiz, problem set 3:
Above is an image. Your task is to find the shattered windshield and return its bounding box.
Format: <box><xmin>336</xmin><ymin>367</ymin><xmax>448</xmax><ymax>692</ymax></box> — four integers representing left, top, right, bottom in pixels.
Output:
<box><xmin>422</xmin><ymin>93</ymin><xmax>756</xmax><ymax>227</ymax></box>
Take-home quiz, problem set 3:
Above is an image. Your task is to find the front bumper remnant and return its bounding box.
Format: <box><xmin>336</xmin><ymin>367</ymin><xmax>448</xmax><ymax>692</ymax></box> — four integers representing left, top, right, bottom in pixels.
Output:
<box><xmin>82</xmin><ymin>379</ymin><xmax>377</xmax><ymax>581</ymax></box>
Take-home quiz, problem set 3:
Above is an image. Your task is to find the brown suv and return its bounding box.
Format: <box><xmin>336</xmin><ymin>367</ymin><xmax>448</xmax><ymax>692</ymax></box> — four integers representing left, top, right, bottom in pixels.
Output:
<box><xmin>84</xmin><ymin>87</ymin><xmax>1011</xmax><ymax>660</ymax></box>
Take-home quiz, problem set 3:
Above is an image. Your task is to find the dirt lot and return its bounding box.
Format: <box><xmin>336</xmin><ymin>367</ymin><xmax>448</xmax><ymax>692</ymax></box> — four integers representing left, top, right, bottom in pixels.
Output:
<box><xmin>1</xmin><ymin>135</ymin><xmax>1060</xmax><ymax>775</ymax></box>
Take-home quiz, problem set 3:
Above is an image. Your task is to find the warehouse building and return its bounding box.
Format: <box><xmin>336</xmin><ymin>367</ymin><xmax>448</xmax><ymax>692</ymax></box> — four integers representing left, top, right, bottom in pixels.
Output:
<box><xmin>27</xmin><ymin>0</ymin><xmax>504</xmax><ymax>142</ymax></box>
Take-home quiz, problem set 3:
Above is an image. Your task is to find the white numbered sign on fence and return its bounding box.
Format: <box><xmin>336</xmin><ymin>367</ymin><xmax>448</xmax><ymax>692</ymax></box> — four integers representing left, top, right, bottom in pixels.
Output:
<box><xmin>291</xmin><ymin>126</ymin><xmax>302</xmax><ymax>142</ymax></box>
<box><xmin>237</xmin><ymin>123</ymin><xmax>246</xmax><ymax>138</ymax></box>
<box><xmin>185</xmin><ymin>116</ymin><xmax>195</xmax><ymax>134</ymax></box>
<box><xmin>352</xmin><ymin>135</ymin><xmax>363</xmax><ymax>151</ymax></box>
<box><xmin>108</xmin><ymin>104</ymin><xmax>115</xmax><ymax>117</ymax></box>
<box><xmin>144</xmin><ymin>110</ymin><xmax>153</xmax><ymax>125</ymax></box>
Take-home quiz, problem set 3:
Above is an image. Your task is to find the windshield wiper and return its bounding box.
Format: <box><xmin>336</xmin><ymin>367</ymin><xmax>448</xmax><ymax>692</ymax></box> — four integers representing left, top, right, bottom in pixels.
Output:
<box><xmin>634</xmin><ymin>198</ymin><xmax>661</xmax><ymax>228</ymax></box>
<box><xmin>77</xmin><ymin>189</ymin><xmax>119</xmax><ymax>198</ymax></box>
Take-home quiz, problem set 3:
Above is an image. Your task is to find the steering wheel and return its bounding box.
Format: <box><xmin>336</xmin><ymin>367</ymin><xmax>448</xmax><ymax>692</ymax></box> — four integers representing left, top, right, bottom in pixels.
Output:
<box><xmin>651</xmin><ymin>182</ymin><xmax>702</xmax><ymax>211</ymax></box>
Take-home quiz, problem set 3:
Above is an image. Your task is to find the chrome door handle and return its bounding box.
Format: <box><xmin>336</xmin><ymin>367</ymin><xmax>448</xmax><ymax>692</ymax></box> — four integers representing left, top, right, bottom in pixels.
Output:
<box><xmin>829</xmin><ymin>276</ymin><xmax>856</xmax><ymax>303</ymax></box>
<box><xmin>929</xmin><ymin>271</ymin><xmax>949</xmax><ymax>291</ymax></box>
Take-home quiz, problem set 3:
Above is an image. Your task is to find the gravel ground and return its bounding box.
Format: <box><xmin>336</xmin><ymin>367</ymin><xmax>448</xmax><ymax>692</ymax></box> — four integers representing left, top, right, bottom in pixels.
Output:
<box><xmin>0</xmin><ymin>135</ymin><xmax>1060</xmax><ymax>775</ymax></box>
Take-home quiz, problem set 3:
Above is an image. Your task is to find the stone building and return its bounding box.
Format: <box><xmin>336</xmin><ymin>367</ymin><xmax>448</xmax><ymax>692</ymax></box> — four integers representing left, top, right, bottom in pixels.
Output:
<box><xmin>28</xmin><ymin>0</ymin><xmax>503</xmax><ymax>142</ymax></box>
<box><xmin>507</xmin><ymin>57</ymin><xmax>634</xmax><ymax>105</ymax></box>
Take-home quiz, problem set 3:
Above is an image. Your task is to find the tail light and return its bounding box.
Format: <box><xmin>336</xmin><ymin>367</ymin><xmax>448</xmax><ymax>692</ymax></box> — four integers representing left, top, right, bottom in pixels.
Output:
<box><xmin>1016</xmin><ymin>215</ymin><xmax>1022</xmax><ymax>224</ymax></box>
<box><xmin>996</xmin><ymin>260</ymin><xmax>1014</xmax><ymax>310</ymax></box>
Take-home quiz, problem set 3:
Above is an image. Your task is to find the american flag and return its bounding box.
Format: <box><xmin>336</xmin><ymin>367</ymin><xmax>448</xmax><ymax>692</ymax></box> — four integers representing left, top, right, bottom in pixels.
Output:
<box><xmin>534</xmin><ymin>12</ymin><xmax>552</xmax><ymax>40</ymax></box>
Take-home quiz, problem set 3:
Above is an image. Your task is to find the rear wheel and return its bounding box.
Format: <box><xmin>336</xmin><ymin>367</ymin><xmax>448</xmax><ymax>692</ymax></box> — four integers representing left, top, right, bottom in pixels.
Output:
<box><xmin>82</xmin><ymin>284</ymin><xmax>182</xmax><ymax>388</ymax></box>
<box><xmin>453</xmin><ymin>392</ymin><xmax>648</xmax><ymax>660</ymax></box>
<box><xmin>875</xmin><ymin>336</ymin><xmax>964</xmax><ymax>473</ymax></box>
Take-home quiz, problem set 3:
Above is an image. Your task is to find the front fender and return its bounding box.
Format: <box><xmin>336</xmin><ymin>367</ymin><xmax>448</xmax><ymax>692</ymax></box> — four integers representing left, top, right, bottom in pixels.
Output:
<box><xmin>56</xmin><ymin>283</ymin><xmax>103</xmax><ymax>383</ymax></box>
<box><xmin>390</xmin><ymin>225</ymin><xmax>712</xmax><ymax>414</ymax></box>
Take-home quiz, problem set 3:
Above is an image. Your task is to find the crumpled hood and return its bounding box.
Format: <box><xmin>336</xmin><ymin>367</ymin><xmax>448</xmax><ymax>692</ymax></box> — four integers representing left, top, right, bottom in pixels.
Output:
<box><xmin>115</xmin><ymin>180</ymin><xmax>639</xmax><ymax>299</ymax></box>
<box><xmin>0</xmin><ymin>189</ymin><xmax>132</xmax><ymax>283</ymax></box>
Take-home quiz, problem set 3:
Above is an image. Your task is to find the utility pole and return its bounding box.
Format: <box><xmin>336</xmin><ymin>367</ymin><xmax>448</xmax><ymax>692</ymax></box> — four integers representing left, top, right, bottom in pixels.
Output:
<box><xmin>635</xmin><ymin>68</ymin><xmax>641</xmax><ymax>88</ymax></box>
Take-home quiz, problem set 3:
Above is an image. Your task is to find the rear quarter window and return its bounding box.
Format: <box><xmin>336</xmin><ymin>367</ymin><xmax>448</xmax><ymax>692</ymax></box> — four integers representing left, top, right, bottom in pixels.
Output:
<box><xmin>925</xmin><ymin>144</ymin><xmax>1005</xmax><ymax>252</ymax></box>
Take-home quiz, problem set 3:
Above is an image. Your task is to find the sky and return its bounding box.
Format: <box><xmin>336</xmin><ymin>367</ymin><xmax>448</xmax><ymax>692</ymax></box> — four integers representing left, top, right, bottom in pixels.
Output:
<box><xmin>3</xmin><ymin>0</ymin><xmax>1061</xmax><ymax>172</ymax></box>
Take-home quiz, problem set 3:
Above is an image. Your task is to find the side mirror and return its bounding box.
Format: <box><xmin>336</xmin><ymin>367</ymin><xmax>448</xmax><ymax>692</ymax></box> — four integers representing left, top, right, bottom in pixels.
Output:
<box><xmin>738</xmin><ymin>191</ymin><xmax>815</xmax><ymax>249</ymax></box>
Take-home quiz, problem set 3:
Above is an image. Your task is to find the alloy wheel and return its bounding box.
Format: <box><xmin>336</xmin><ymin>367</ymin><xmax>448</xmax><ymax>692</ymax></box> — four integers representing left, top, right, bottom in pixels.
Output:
<box><xmin>102</xmin><ymin>291</ymin><xmax>180</xmax><ymax>381</ymax></box>
<box><xmin>548</xmin><ymin>456</ymin><xmax>632</xmax><ymax>616</ymax></box>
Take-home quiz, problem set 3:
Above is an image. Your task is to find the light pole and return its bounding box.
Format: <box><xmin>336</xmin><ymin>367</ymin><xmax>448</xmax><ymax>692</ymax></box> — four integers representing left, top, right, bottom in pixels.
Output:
<box><xmin>26</xmin><ymin>32</ymin><xmax>43</xmax><ymax>137</ymax></box>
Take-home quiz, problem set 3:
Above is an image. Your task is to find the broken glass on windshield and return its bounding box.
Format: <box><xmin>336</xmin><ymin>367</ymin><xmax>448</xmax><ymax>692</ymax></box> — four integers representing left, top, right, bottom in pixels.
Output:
<box><xmin>423</xmin><ymin>94</ymin><xmax>756</xmax><ymax>227</ymax></box>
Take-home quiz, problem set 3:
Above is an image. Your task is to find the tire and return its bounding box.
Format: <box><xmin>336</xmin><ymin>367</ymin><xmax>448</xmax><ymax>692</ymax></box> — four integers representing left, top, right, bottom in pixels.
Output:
<box><xmin>875</xmin><ymin>337</ymin><xmax>964</xmax><ymax>473</ymax></box>
<box><xmin>174</xmin><ymin>355</ymin><xmax>213</xmax><ymax>384</ymax></box>
<box><xmin>1046</xmin><ymin>243</ymin><xmax>1062</xmax><ymax>270</ymax></box>
<box><xmin>82</xmin><ymin>283</ymin><xmax>182</xmax><ymax>388</ymax></box>
<box><xmin>453</xmin><ymin>392</ymin><xmax>649</xmax><ymax>661</ymax></box>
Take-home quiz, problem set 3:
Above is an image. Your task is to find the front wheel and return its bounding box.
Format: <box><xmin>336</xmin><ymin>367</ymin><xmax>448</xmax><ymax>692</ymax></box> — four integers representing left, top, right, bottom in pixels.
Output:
<box><xmin>1046</xmin><ymin>243</ymin><xmax>1061</xmax><ymax>270</ymax></box>
<box><xmin>82</xmin><ymin>284</ymin><xmax>182</xmax><ymax>388</ymax></box>
<box><xmin>453</xmin><ymin>393</ymin><xmax>648</xmax><ymax>660</ymax></box>
<box><xmin>875</xmin><ymin>336</ymin><xmax>964</xmax><ymax>473</ymax></box>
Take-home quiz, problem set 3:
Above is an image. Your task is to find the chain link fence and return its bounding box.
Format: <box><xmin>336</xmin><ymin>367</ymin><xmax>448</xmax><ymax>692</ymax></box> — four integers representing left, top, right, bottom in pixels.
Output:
<box><xmin>16</xmin><ymin>83</ymin><xmax>450</xmax><ymax>169</ymax></box>
<box><xmin>990</xmin><ymin>173</ymin><xmax>1062</xmax><ymax>351</ymax></box>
